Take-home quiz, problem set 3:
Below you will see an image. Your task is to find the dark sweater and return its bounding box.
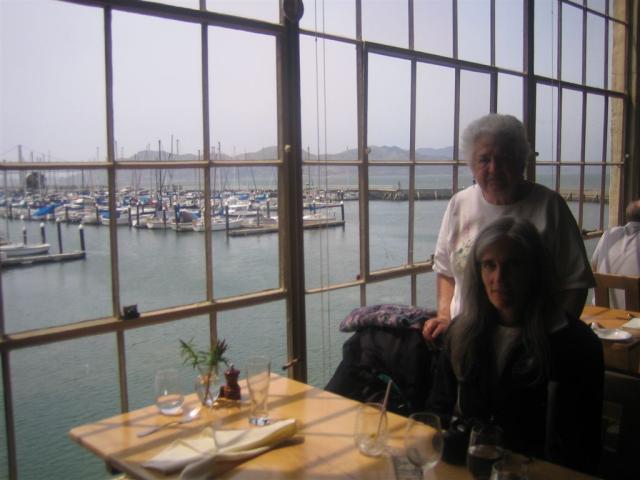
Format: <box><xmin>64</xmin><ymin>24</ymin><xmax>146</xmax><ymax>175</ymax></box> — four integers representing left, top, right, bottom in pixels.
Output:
<box><xmin>427</xmin><ymin>315</ymin><xmax>604</xmax><ymax>474</ymax></box>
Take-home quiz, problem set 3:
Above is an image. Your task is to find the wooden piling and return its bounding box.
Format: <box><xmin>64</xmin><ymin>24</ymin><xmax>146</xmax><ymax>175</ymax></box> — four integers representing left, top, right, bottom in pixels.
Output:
<box><xmin>79</xmin><ymin>224</ymin><xmax>85</xmax><ymax>252</ymax></box>
<box><xmin>57</xmin><ymin>219</ymin><xmax>63</xmax><ymax>254</ymax></box>
<box><xmin>40</xmin><ymin>222</ymin><xmax>46</xmax><ymax>243</ymax></box>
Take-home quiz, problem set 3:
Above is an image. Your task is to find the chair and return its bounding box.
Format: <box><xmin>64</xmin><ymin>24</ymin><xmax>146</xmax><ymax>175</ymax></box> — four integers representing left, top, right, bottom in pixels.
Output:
<box><xmin>599</xmin><ymin>368</ymin><xmax>640</xmax><ymax>479</ymax></box>
<box><xmin>593</xmin><ymin>272</ymin><xmax>640</xmax><ymax>311</ymax></box>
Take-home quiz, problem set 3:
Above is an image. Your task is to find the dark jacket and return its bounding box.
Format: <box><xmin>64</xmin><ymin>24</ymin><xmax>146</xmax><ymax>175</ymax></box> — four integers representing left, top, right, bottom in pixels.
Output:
<box><xmin>427</xmin><ymin>315</ymin><xmax>604</xmax><ymax>474</ymax></box>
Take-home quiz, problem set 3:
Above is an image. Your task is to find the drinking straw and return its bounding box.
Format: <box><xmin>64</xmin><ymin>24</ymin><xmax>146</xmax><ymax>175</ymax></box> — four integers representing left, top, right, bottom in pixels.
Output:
<box><xmin>375</xmin><ymin>379</ymin><xmax>393</xmax><ymax>438</ymax></box>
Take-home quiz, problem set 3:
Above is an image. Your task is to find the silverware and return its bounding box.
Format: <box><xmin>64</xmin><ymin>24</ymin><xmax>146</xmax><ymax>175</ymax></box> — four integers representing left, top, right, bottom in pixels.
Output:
<box><xmin>137</xmin><ymin>406</ymin><xmax>201</xmax><ymax>438</ymax></box>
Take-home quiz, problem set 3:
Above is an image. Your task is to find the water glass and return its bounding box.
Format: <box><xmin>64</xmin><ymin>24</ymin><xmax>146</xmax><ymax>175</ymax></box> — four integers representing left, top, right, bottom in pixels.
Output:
<box><xmin>154</xmin><ymin>368</ymin><xmax>184</xmax><ymax>415</ymax></box>
<box><xmin>489</xmin><ymin>459</ymin><xmax>528</xmax><ymax>480</ymax></box>
<box><xmin>404</xmin><ymin>412</ymin><xmax>444</xmax><ymax>478</ymax></box>
<box><xmin>246</xmin><ymin>356</ymin><xmax>271</xmax><ymax>426</ymax></box>
<box><xmin>466</xmin><ymin>424</ymin><xmax>504</xmax><ymax>480</ymax></box>
<box><xmin>354</xmin><ymin>402</ymin><xmax>388</xmax><ymax>457</ymax></box>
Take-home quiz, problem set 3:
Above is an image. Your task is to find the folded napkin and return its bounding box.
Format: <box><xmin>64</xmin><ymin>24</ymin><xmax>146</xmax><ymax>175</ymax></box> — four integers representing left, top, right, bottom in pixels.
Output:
<box><xmin>622</xmin><ymin>317</ymin><xmax>640</xmax><ymax>329</ymax></box>
<box><xmin>143</xmin><ymin>418</ymin><xmax>297</xmax><ymax>480</ymax></box>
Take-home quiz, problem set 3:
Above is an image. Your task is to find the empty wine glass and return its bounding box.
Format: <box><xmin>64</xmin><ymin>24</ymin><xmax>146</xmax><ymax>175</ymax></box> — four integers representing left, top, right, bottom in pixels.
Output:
<box><xmin>154</xmin><ymin>368</ymin><xmax>184</xmax><ymax>415</ymax></box>
<box><xmin>467</xmin><ymin>424</ymin><xmax>504</xmax><ymax>480</ymax></box>
<box><xmin>404</xmin><ymin>412</ymin><xmax>444</xmax><ymax>478</ymax></box>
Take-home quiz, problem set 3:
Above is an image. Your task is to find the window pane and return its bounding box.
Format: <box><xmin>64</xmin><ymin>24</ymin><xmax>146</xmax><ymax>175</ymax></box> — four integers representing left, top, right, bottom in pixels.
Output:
<box><xmin>415</xmin><ymin>166</ymin><xmax>451</xmax><ymax>262</ymax></box>
<box><xmin>582</xmin><ymin>165</ymin><xmax>605</xmax><ymax>230</ymax></box>
<box><xmin>586</xmin><ymin>13</ymin><xmax>606</xmax><ymax>88</ymax></box>
<box><xmin>362</xmin><ymin>1</ymin><xmax>408</xmax><ymax>48</ymax></box>
<box><xmin>117</xmin><ymin>168</ymin><xmax>207</xmax><ymax>312</ymax></box>
<box><xmin>495</xmin><ymin>0</ymin><xmax>523</xmax><ymax>71</ymax></box>
<box><xmin>368</xmin><ymin>54</ymin><xmax>411</xmax><ymax>156</ymax></box>
<box><xmin>113</xmin><ymin>12</ymin><xmax>202</xmax><ymax>162</ymax></box>
<box><xmin>459</xmin><ymin>70</ymin><xmax>491</xmax><ymax>153</ymax></box>
<box><xmin>369</xmin><ymin>167</ymin><xmax>408</xmax><ymax>271</ymax></box>
<box><xmin>211</xmin><ymin>167</ymin><xmax>280</xmax><ymax>298</ymax></box>
<box><xmin>585</xmin><ymin>94</ymin><xmax>605</xmax><ymax>163</ymax></box>
<box><xmin>13</xmin><ymin>337</ymin><xmax>120</xmax><ymax>478</ymax></box>
<box><xmin>206</xmin><ymin>0</ymin><xmax>279</xmax><ymax>24</ymax></box>
<box><xmin>305</xmin><ymin>167</ymin><xmax>359</xmax><ymax>289</ymax></box>
<box><xmin>414</xmin><ymin>0</ymin><xmax>453</xmax><ymax>57</ymax></box>
<box><xmin>535</xmin><ymin>84</ymin><xmax>558</xmax><ymax>162</ymax></box>
<box><xmin>300</xmin><ymin>0</ymin><xmax>356</xmax><ymax>38</ymax></box>
<box><xmin>536</xmin><ymin>164</ymin><xmax>557</xmax><ymax>191</ymax></box>
<box><xmin>561</xmin><ymin>3</ymin><xmax>583</xmax><ymax>84</ymax></box>
<box><xmin>306</xmin><ymin>288</ymin><xmax>358</xmax><ymax>387</ymax></box>
<box><xmin>498</xmin><ymin>73</ymin><xmax>523</xmax><ymax>119</ymax></box>
<box><xmin>210</xmin><ymin>28</ymin><xmax>277</xmax><ymax>159</ymax></box>
<box><xmin>416</xmin><ymin>64</ymin><xmax>455</xmax><ymax>157</ymax></box>
<box><xmin>1</xmin><ymin>169</ymin><xmax>112</xmax><ymax>334</ymax></box>
<box><xmin>458</xmin><ymin>0</ymin><xmax>490</xmax><ymax>64</ymax></box>
<box><xmin>560</xmin><ymin>89</ymin><xmax>583</xmax><ymax>163</ymax></box>
<box><xmin>0</xmin><ymin>1</ymin><xmax>105</xmax><ymax>162</ymax></box>
<box><xmin>534</xmin><ymin>0</ymin><xmax>558</xmax><ymax>79</ymax></box>
<box><xmin>587</xmin><ymin>0</ymin><xmax>606</xmax><ymax>14</ymax></box>
<box><xmin>300</xmin><ymin>37</ymin><xmax>357</xmax><ymax>159</ymax></box>
<box><xmin>367</xmin><ymin>277</ymin><xmax>412</xmax><ymax>306</ymax></box>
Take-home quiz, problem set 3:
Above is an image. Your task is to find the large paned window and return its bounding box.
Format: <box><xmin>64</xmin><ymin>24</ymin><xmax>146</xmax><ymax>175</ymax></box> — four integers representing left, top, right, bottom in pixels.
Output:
<box><xmin>0</xmin><ymin>0</ymin><xmax>633</xmax><ymax>478</ymax></box>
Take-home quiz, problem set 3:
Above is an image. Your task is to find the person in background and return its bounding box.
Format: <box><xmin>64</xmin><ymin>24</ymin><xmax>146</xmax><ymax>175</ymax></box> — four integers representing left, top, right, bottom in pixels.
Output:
<box><xmin>427</xmin><ymin>217</ymin><xmax>603</xmax><ymax>474</ymax></box>
<box><xmin>591</xmin><ymin>199</ymin><xmax>640</xmax><ymax>309</ymax></box>
<box><xmin>423</xmin><ymin>113</ymin><xmax>594</xmax><ymax>342</ymax></box>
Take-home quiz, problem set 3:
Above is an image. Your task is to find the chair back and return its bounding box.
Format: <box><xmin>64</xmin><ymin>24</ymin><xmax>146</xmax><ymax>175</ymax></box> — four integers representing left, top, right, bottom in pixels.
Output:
<box><xmin>593</xmin><ymin>272</ymin><xmax>640</xmax><ymax>311</ymax></box>
<box><xmin>600</xmin><ymin>369</ymin><xmax>640</xmax><ymax>479</ymax></box>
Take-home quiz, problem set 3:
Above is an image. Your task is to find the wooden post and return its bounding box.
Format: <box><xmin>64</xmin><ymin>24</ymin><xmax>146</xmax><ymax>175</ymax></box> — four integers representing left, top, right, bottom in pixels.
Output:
<box><xmin>95</xmin><ymin>206</ymin><xmax>100</xmax><ymax>226</ymax></box>
<box><xmin>266</xmin><ymin>200</ymin><xmax>271</xmax><ymax>219</ymax></box>
<box><xmin>57</xmin><ymin>219</ymin><xmax>63</xmax><ymax>253</ymax></box>
<box><xmin>225</xmin><ymin>204</ymin><xmax>230</xmax><ymax>236</ymax></box>
<box><xmin>22</xmin><ymin>223</ymin><xmax>27</xmax><ymax>244</ymax></box>
<box><xmin>136</xmin><ymin>204</ymin><xmax>140</xmax><ymax>227</ymax></box>
<box><xmin>340</xmin><ymin>201</ymin><xmax>345</xmax><ymax>222</ymax></box>
<box><xmin>40</xmin><ymin>222</ymin><xmax>46</xmax><ymax>243</ymax></box>
<box><xmin>79</xmin><ymin>224</ymin><xmax>85</xmax><ymax>252</ymax></box>
<box><xmin>162</xmin><ymin>208</ymin><xmax>167</xmax><ymax>227</ymax></box>
<box><xmin>65</xmin><ymin>206</ymin><xmax>70</xmax><ymax>223</ymax></box>
<box><xmin>8</xmin><ymin>203</ymin><xmax>12</xmax><ymax>219</ymax></box>
<box><xmin>128</xmin><ymin>206</ymin><xmax>132</xmax><ymax>227</ymax></box>
<box><xmin>257</xmin><ymin>207</ymin><xmax>261</xmax><ymax>227</ymax></box>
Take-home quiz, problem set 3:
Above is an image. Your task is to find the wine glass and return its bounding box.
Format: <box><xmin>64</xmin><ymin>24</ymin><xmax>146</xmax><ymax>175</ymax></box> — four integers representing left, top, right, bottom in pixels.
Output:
<box><xmin>466</xmin><ymin>423</ymin><xmax>504</xmax><ymax>480</ymax></box>
<box><xmin>246</xmin><ymin>356</ymin><xmax>271</xmax><ymax>426</ymax></box>
<box><xmin>404</xmin><ymin>412</ymin><xmax>444</xmax><ymax>478</ymax></box>
<box><xmin>154</xmin><ymin>368</ymin><xmax>184</xmax><ymax>415</ymax></box>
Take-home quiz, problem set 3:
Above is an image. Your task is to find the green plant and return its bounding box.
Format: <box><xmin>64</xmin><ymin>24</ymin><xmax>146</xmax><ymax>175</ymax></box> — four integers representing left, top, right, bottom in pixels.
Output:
<box><xmin>180</xmin><ymin>338</ymin><xmax>229</xmax><ymax>407</ymax></box>
<box><xmin>180</xmin><ymin>338</ymin><xmax>229</xmax><ymax>371</ymax></box>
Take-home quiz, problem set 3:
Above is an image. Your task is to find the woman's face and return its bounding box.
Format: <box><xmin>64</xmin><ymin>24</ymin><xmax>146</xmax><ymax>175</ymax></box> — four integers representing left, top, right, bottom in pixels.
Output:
<box><xmin>479</xmin><ymin>236</ymin><xmax>533</xmax><ymax>324</ymax></box>
<box><xmin>471</xmin><ymin>135</ymin><xmax>524</xmax><ymax>205</ymax></box>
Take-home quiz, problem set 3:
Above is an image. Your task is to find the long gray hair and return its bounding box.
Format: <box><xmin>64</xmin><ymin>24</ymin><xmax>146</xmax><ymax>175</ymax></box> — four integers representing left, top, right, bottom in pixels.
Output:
<box><xmin>449</xmin><ymin>216</ymin><xmax>557</xmax><ymax>384</ymax></box>
<box><xmin>462</xmin><ymin>114</ymin><xmax>530</xmax><ymax>175</ymax></box>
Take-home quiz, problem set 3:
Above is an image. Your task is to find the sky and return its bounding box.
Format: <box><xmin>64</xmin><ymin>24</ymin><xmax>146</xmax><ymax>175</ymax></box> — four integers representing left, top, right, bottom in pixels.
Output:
<box><xmin>0</xmin><ymin>0</ymin><xmax>617</xmax><ymax>164</ymax></box>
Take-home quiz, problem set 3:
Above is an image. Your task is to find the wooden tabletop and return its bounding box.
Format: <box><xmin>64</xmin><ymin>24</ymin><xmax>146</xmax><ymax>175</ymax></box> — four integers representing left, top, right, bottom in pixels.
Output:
<box><xmin>70</xmin><ymin>374</ymin><xmax>595</xmax><ymax>479</ymax></box>
<box><xmin>581</xmin><ymin>305</ymin><xmax>640</xmax><ymax>374</ymax></box>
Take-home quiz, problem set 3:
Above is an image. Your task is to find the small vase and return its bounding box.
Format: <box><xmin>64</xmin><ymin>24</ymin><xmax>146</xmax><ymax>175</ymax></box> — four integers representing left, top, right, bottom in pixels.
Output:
<box><xmin>195</xmin><ymin>364</ymin><xmax>220</xmax><ymax>408</ymax></box>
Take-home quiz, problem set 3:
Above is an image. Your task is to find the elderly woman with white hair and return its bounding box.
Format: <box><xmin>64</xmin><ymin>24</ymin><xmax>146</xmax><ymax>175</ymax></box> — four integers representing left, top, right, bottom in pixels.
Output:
<box><xmin>423</xmin><ymin>113</ymin><xmax>594</xmax><ymax>342</ymax></box>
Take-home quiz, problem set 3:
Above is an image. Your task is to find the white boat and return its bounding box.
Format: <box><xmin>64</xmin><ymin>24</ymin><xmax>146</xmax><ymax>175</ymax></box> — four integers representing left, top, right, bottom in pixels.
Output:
<box><xmin>0</xmin><ymin>242</ymin><xmax>50</xmax><ymax>258</ymax></box>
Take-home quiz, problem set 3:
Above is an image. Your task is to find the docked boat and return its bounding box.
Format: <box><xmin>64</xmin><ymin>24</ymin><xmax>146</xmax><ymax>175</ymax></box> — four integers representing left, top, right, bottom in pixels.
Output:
<box><xmin>0</xmin><ymin>242</ymin><xmax>50</xmax><ymax>258</ymax></box>
<box><xmin>192</xmin><ymin>216</ymin><xmax>243</xmax><ymax>232</ymax></box>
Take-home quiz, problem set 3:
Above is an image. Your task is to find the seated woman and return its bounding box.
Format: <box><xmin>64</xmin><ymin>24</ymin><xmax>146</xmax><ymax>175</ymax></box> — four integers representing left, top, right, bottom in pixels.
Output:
<box><xmin>427</xmin><ymin>217</ymin><xmax>603</xmax><ymax>474</ymax></box>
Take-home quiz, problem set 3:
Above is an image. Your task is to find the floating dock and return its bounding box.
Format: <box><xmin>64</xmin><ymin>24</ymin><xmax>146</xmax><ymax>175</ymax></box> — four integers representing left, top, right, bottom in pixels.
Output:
<box><xmin>0</xmin><ymin>251</ymin><xmax>86</xmax><ymax>268</ymax></box>
<box><xmin>229</xmin><ymin>219</ymin><xmax>345</xmax><ymax>237</ymax></box>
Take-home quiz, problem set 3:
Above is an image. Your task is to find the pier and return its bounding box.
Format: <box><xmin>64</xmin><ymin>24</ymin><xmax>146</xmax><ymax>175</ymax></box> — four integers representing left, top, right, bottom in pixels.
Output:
<box><xmin>229</xmin><ymin>218</ymin><xmax>345</xmax><ymax>237</ymax></box>
<box><xmin>0</xmin><ymin>251</ymin><xmax>86</xmax><ymax>268</ymax></box>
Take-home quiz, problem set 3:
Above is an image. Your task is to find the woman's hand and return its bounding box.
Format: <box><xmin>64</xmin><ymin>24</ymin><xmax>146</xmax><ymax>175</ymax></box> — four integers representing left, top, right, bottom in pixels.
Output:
<box><xmin>422</xmin><ymin>316</ymin><xmax>450</xmax><ymax>342</ymax></box>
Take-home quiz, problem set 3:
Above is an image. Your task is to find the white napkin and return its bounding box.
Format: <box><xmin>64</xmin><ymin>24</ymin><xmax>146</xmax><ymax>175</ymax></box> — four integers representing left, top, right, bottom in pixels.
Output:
<box><xmin>143</xmin><ymin>418</ymin><xmax>297</xmax><ymax>480</ymax></box>
<box><xmin>622</xmin><ymin>317</ymin><xmax>640</xmax><ymax>329</ymax></box>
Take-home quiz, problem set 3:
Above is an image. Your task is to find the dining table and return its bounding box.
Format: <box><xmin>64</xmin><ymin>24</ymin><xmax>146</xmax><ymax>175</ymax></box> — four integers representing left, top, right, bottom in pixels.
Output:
<box><xmin>69</xmin><ymin>373</ymin><xmax>596</xmax><ymax>480</ymax></box>
<box><xmin>580</xmin><ymin>305</ymin><xmax>640</xmax><ymax>374</ymax></box>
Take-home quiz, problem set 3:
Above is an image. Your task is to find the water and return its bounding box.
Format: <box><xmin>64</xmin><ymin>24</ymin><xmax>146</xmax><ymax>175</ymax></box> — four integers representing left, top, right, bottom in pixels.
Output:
<box><xmin>0</xmin><ymin>199</ymin><xmax>605</xmax><ymax>479</ymax></box>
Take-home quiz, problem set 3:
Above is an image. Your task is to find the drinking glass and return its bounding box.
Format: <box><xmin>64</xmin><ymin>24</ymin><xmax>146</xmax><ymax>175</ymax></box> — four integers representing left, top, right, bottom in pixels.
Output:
<box><xmin>489</xmin><ymin>459</ymin><xmax>528</xmax><ymax>480</ymax></box>
<box><xmin>404</xmin><ymin>412</ymin><xmax>444</xmax><ymax>478</ymax></box>
<box><xmin>154</xmin><ymin>368</ymin><xmax>184</xmax><ymax>415</ymax></box>
<box><xmin>354</xmin><ymin>402</ymin><xmax>388</xmax><ymax>456</ymax></box>
<box><xmin>246</xmin><ymin>356</ymin><xmax>271</xmax><ymax>426</ymax></box>
<box><xmin>467</xmin><ymin>424</ymin><xmax>504</xmax><ymax>480</ymax></box>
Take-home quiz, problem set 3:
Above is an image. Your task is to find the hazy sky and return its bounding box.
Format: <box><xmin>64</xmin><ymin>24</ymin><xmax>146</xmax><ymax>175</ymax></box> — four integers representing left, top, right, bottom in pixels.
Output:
<box><xmin>0</xmin><ymin>0</ymin><xmax>612</xmax><ymax>163</ymax></box>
